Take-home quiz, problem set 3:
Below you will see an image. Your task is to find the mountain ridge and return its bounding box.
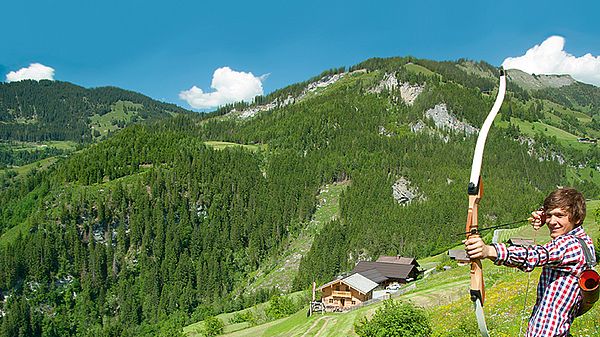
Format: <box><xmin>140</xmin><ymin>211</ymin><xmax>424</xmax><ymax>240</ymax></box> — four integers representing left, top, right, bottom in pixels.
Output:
<box><xmin>0</xmin><ymin>79</ymin><xmax>192</xmax><ymax>143</ymax></box>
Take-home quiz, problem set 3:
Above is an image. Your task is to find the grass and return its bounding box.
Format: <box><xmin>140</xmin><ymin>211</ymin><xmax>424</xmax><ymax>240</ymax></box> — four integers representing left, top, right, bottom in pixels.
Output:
<box><xmin>89</xmin><ymin>100</ymin><xmax>142</xmax><ymax>137</ymax></box>
<box><xmin>0</xmin><ymin>140</ymin><xmax>77</xmax><ymax>179</ymax></box>
<box><xmin>244</xmin><ymin>181</ymin><xmax>350</xmax><ymax>293</ymax></box>
<box><xmin>203</xmin><ymin>141</ymin><xmax>265</xmax><ymax>152</ymax></box>
<box><xmin>542</xmin><ymin>100</ymin><xmax>594</xmax><ymax>124</ymax></box>
<box><xmin>404</xmin><ymin>63</ymin><xmax>436</xmax><ymax>77</ymax></box>
<box><xmin>0</xmin><ymin>140</ymin><xmax>78</xmax><ymax>152</ymax></box>
<box><xmin>496</xmin><ymin>116</ymin><xmax>592</xmax><ymax>152</ymax></box>
<box><xmin>567</xmin><ymin>167</ymin><xmax>600</xmax><ymax>190</ymax></box>
<box><xmin>43</xmin><ymin>140</ymin><xmax>79</xmax><ymax>151</ymax></box>
<box><xmin>8</xmin><ymin>156</ymin><xmax>60</xmax><ymax>177</ymax></box>
<box><xmin>0</xmin><ymin>217</ymin><xmax>32</xmax><ymax>247</ymax></box>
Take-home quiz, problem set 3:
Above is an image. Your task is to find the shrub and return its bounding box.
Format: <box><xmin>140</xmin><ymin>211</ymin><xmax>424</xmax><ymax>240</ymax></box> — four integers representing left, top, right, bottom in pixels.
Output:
<box><xmin>229</xmin><ymin>310</ymin><xmax>258</xmax><ymax>326</ymax></box>
<box><xmin>265</xmin><ymin>295</ymin><xmax>297</xmax><ymax>319</ymax></box>
<box><xmin>202</xmin><ymin>316</ymin><xmax>224</xmax><ymax>337</ymax></box>
<box><xmin>354</xmin><ymin>300</ymin><xmax>431</xmax><ymax>337</ymax></box>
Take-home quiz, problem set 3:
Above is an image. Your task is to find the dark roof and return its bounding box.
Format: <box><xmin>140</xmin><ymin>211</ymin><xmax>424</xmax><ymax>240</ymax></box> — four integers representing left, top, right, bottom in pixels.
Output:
<box><xmin>376</xmin><ymin>256</ymin><xmax>420</xmax><ymax>267</ymax></box>
<box><xmin>352</xmin><ymin>261</ymin><xmax>417</xmax><ymax>280</ymax></box>
<box><xmin>354</xmin><ymin>268</ymin><xmax>388</xmax><ymax>284</ymax></box>
<box><xmin>448</xmin><ymin>249</ymin><xmax>469</xmax><ymax>261</ymax></box>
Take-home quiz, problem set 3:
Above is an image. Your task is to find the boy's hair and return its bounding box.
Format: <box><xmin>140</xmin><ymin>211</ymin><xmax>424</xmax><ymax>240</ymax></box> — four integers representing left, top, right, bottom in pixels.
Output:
<box><xmin>543</xmin><ymin>187</ymin><xmax>586</xmax><ymax>226</ymax></box>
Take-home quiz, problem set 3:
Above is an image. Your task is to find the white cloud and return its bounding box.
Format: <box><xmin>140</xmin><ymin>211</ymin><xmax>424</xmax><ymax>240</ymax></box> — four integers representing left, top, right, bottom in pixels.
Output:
<box><xmin>502</xmin><ymin>36</ymin><xmax>600</xmax><ymax>86</ymax></box>
<box><xmin>179</xmin><ymin>67</ymin><xmax>265</xmax><ymax>109</ymax></box>
<box><xmin>6</xmin><ymin>63</ymin><xmax>55</xmax><ymax>82</ymax></box>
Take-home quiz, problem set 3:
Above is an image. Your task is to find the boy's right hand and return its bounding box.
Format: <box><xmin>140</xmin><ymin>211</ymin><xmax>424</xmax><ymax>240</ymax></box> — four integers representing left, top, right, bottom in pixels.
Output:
<box><xmin>529</xmin><ymin>209</ymin><xmax>546</xmax><ymax>230</ymax></box>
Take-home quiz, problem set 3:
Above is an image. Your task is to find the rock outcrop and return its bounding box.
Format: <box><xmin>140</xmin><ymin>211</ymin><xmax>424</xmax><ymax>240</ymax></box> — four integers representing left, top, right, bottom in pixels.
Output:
<box><xmin>392</xmin><ymin>177</ymin><xmax>425</xmax><ymax>205</ymax></box>
<box><xmin>369</xmin><ymin>73</ymin><xmax>424</xmax><ymax>105</ymax></box>
<box><xmin>237</xmin><ymin>73</ymin><xmax>347</xmax><ymax>119</ymax></box>
<box><xmin>424</xmin><ymin>104</ymin><xmax>478</xmax><ymax>136</ymax></box>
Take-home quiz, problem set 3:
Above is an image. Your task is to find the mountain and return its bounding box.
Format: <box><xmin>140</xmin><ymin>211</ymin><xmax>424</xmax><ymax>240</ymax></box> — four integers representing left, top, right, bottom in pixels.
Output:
<box><xmin>0</xmin><ymin>57</ymin><xmax>598</xmax><ymax>336</ymax></box>
<box><xmin>506</xmin><ymin>68</ymin><xmax>576</xmax><ymax>90</ymax></box>
<box><xmin>0</xmin><ymin>80</ymin><xmax>191</xmax><ymax>143</ymax></box>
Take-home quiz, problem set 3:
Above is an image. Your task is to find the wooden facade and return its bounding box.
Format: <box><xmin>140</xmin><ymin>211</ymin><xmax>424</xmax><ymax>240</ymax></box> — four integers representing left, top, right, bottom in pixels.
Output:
<box><xmin>320</xmin><ymin>280</ymin><xmax>370</xmax><ymax>311</ymax></box>
<box><xmin>318</xmin><ymin>273</ymin><xmax>378</xmax><ymax>312</ymax></box>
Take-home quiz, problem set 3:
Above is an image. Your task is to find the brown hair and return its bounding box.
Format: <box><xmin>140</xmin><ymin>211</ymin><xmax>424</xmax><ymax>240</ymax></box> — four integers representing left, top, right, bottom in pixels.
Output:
<box><xmin>543</xmin><ymin>187</ymin><xmax>586</xmax><ymax>226</ymax></box>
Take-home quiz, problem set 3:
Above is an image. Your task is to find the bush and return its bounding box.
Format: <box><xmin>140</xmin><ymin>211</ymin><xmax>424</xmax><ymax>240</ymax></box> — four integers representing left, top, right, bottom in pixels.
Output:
<box><xmin>354</xmin><ymin>300</ymin><xmax>431</xmax><ymax>337</ymax></box>
<box><xmin>202</xmin><ymin>316</ymin><xmax>224</xmax><ymax>337</ymax></box>
<box><xmin>229</xmin><ymin>310</ymin><xmax>258</xmax><ymax>325</ymax></box>
<box><xmin>265</xmin><ymin>295</ymin><xmax>297</xmax><ymax>319</ymax></box>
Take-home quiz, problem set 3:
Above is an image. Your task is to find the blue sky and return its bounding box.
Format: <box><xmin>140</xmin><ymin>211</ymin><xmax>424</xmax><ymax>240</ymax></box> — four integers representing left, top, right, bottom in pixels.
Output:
<box><xmin>2</xmin><ymin>0</ymin><xmax>599</xmax><ymax>111</ymax></box>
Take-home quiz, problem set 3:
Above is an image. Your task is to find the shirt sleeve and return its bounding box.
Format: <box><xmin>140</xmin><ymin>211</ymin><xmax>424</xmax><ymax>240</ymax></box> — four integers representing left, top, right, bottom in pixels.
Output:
<box><xmin>491</xmin><ymin>236</ymin><xmax>580</xmax><ymax>273</ymax></box>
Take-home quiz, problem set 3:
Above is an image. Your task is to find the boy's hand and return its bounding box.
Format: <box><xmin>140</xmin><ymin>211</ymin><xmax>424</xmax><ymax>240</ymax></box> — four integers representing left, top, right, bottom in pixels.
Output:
<box><xmin>464</xmin><ymin>237</ymin><xmax>497</xmax><ymax>260</ymax></box>
<box><xmin>529</xmin><ymin>209</ymin><xmax>546</xmax><ymax>230</ymax></box>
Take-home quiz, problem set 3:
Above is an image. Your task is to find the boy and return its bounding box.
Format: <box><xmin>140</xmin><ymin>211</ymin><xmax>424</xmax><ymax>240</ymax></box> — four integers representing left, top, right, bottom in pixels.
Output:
<box><xmin>465</xmin><ymin>187</ymin><xmax>595</xmax><ymax>337</ymax></box>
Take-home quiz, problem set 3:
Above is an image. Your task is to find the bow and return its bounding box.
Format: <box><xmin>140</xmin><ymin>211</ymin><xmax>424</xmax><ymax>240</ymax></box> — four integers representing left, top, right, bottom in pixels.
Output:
<box><xmin>465</xmin><ymin>68</ymin><xmax>506</xmax><ymax>337</ymax></box>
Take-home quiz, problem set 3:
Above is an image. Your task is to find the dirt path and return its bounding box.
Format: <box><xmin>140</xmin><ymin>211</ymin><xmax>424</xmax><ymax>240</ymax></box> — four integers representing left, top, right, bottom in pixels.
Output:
<box><xmin>301</xmin><ymin>316</ymin><xmax>332</xmax><ymax>337</ymax></box>
<box><xmin>314</xmin><ymin>316</ymin><xmax>334</xmax><ymax>337</ymax></box>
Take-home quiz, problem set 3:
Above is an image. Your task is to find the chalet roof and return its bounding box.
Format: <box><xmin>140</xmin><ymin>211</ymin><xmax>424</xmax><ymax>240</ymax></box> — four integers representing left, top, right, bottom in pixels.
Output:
<box><xmin>376</xmin><ymin>256</ymin><xmax>420</xmax><ymax>267</ymax></box>
<box><xmin>507</xmin><ymin>238</ymin><xmax>535</xmax><ymax>247</ymax></box>
<box><xmin>448</xmin><ymin>249</ymin><xmax>468</xmax><ymax>261</ymax></box>
<box><xmin>318</xmin><ymin>278</ymin><xmax>343</xmax><ymax>291</ymax></box>
<box><xmin>317</xmin><ymin>273</ymin><xmax>378</xmax><ymax>294</ymax></box>
<box><xmin>448</xmin><ymin>249</ymin><xmax>471</xmax><ymax>262</ymax></box>
<box><xmin>343</xmin><ymin>273</ymin><xmax>379</xmax><ymax>294</ymax></box>
<box><xmin>355</xmin><ymin>268</ymin><xmax>387</xmax><ymax>284</ymax></box>
<box><xmin>352</xmin><ymin>261</ymin><xmax>416</xmax><ymax>280</ymax></box>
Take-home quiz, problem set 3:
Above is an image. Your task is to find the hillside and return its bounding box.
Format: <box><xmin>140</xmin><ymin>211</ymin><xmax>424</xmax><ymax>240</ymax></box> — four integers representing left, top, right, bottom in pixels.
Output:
<box><xmin>0</xmin><ymin>57</ymin><xmax>599</xmax><ymax>336</ymax></box>
<box><xmin>183</xmin><ymin>201</ymin><xmax>599</xmax><ymax>337</ymax></box>
<box><xmin>0</xmin><ymin>80</ymin><xmax>191</xmax><ymax>143</ymax></box>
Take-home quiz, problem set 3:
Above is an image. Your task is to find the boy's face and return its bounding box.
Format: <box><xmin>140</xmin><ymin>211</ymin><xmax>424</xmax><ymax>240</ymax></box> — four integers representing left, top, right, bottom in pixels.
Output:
<box><xmin>545</xmin><ymin>207</ymin><xmax>576</xmax><ymax>239</ymax></box>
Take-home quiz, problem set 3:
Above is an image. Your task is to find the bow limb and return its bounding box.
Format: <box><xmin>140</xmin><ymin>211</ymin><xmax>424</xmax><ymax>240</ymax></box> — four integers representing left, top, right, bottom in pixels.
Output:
<box><xmin>468</xmin><ymin>69</ymin><xmax>507</xmax><ymax>194</ymax></box>
<box><xmin>466</xmin><ymin>69</ymin><xmax>507</xmax><ymax>337</ymax></box>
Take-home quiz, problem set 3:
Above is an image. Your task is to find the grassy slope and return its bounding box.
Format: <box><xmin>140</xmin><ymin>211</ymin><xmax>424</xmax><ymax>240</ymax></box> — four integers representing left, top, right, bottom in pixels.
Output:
<box><xmin>193</xmin><ymin>201</ymin><xmax>598</xmax><ymax>337</ymax></box>
<box><xmin>243</xmin><ymin>181</ymin><xmax>350</xmax><ymax>294</ymax></box>
<box><xmin>204</xmin><ymin>141</ymin><xmax>265</xmax><ymax>152</ymax></box>
<box><xmin>0</xmin><ymin>169</ymin><xmax>152</xmax><ymax>247</ymax></box>
<box><xmin>89</xmin><ymin>100</ymin><xmax>142</xmax><ymax>137</ymax></box>
<box><xmin>496</xmin><ymin>116</ymin><xmax>590</xmax><ymax>152</ymax></box>
<box><xmin>567</xmin><ymin>167</ymin><xmax>600</xmax><ymax>189</ymax></box>
<box><xmin>1</xmin><ymin>140</ymin><xmax>78</xmax><ymax>152</ymax></box>
<box><xmin>0</xmin><ymin>140</ymin><xmax>77</xmax><ymax>176</ymax></box>
<box><xmin>404</xmin><ymin>63</ymin><xmax>436</xmax><ymax>77</ymax></box>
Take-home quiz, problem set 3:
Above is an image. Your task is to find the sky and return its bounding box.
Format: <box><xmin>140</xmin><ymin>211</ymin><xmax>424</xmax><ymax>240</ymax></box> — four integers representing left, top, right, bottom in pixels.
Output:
<box><xmin>2</xmin><ymin>0</ymin><xmax>600</xmax><ymax>111</ymax></box>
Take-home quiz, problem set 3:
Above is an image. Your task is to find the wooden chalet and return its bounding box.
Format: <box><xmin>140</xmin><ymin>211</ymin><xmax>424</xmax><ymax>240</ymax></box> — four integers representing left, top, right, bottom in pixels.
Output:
<box><xmin>319</xmin><ymin>273</ymin><xmax>378</xmax><ymax>311</ymax></box>
<box><xmin>352</xmin><ymin>260</ymin><xmax>419</xmax><ymax>288</ymax></box>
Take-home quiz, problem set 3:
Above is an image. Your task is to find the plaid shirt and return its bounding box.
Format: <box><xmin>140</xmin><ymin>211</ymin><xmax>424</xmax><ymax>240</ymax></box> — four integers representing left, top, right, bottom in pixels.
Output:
<box><xmin>492</xmin><ymin>226</ymin><xmax>595</xmax><ymax>337</ymax></box>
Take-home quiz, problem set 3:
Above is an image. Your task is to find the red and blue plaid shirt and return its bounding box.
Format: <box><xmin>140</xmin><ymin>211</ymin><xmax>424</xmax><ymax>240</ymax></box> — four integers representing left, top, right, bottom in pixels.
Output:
<box><xmin>492</xmin><ymin>226</ymin><xmax>595</xmax><ymax>337</ymax></box>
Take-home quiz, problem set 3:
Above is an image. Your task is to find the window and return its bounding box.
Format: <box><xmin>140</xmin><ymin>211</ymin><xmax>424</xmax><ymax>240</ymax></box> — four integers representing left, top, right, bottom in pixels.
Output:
<box><xmin>335</xmin><ymin>286</ymin><xmax>339</xmax><ymax>291</ymax></box>
<box><xmin>351</xmin><ymin>300</ymin><xmax>356</xmax><ymax>305</ymax></box>
<box><xmin>329</xmin><ymin>299</ymin><xmax>333</xmax><ymax>303</ymax></box>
